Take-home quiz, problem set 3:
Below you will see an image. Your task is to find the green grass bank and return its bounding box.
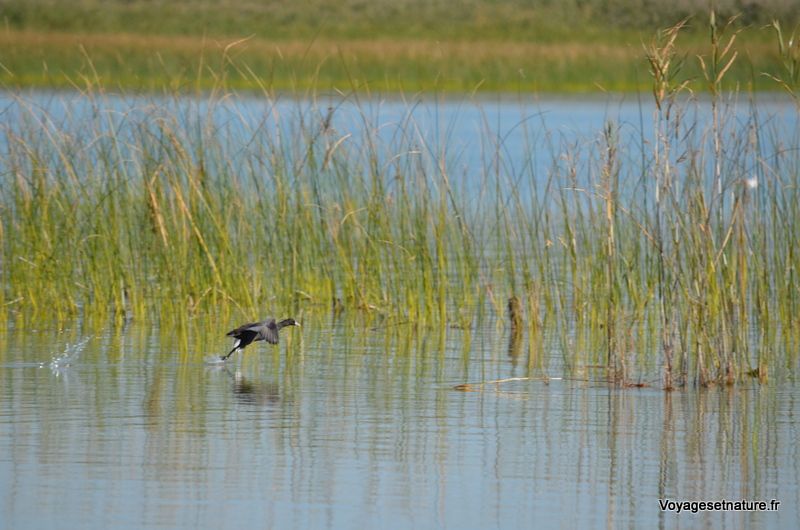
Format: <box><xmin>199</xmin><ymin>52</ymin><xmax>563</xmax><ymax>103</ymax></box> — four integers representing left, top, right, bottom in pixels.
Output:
<box><xmin>0</xmin><ymin>0</ymin><xmax>798</xmax><ymax>93</ymax></box>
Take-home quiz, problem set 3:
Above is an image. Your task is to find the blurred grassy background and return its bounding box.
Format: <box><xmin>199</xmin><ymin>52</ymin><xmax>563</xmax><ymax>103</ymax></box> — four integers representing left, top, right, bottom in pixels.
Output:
<box><xmin>0</xmin><ymin>0</ymin><xmax>797</xmax><ymax>92</ymax></box>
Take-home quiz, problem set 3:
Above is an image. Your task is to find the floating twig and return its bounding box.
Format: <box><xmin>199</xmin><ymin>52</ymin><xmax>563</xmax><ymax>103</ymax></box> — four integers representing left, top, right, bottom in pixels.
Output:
<box><xmin>453</xmin><ymin>376</ymin><xmax>562</xmax><ymax>392</ymax></box>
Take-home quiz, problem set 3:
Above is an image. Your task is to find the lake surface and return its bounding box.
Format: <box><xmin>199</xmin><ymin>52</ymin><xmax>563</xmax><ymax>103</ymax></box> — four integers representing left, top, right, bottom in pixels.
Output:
<box><xmin>2</xmin><ymin>90</ymin><xmax>797</xmax><ymax>200</ymax></box>
<box><xmin>0</xmin><ymin>315</ymin><xmax>797</xmax><ymax>529</ymax></box>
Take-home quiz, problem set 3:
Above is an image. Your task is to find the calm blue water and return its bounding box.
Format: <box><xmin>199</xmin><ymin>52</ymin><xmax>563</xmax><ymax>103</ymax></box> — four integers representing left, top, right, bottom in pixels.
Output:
<box><xmin>0</xmin><ymin>315</ymin><xmax>797</xmax><ymax>529</ymax></box>
<box><xmin>2</xmin><ymin>90</ymin><xmax>796</xmax><ymax>201</ymax></box>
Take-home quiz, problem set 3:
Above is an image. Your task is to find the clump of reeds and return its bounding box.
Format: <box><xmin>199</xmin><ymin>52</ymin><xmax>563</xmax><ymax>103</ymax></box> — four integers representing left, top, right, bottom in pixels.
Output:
<box><xmin>1</xmin><ymin>14</ymin><xmax>798</xmax><ymax>388</ymax></box>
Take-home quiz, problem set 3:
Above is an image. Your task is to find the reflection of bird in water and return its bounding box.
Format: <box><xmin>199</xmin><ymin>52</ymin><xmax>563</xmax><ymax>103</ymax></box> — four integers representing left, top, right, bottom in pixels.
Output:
<box><xmin>222</xmin><ymin>317</ymin><xmax>300</xmax><ymax>361</ymax></box>
<box><xmin>229</xmin><ymin>369</ymin><xmax>281</xmax><ymax>407</ymax></box>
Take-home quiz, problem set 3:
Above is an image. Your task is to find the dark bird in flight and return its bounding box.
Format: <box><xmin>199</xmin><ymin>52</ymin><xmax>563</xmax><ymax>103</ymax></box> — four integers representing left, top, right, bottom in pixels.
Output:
<box><xmin>221</xmin><ymin>318</ymin><xmax>300</xmax><ymax>361</ymax></box>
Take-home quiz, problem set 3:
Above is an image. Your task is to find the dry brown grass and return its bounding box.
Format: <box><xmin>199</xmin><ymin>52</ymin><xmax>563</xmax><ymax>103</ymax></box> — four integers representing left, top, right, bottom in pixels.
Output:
<box><xmin>0</xmin><ymin>29</ymin><xmax>644</xmax><ymax>62</ymax></box>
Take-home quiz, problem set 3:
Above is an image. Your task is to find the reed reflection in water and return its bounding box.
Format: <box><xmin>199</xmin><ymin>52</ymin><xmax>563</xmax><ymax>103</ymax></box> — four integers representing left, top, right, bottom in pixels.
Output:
<box><xmin>0</xmin><ymin>315</ymin><xmax>796</xmax><ymax>529</ymax></box>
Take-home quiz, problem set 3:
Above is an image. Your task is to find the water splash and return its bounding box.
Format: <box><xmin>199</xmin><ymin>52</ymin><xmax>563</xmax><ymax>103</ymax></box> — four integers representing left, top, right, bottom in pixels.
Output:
<box><xmin>41</xmin><ymin>335</ymin><xmax>92</xmax><ymax>374</ymax></box>
<box><xmin>204</xmin><ymin>355</ymin><xmax>227</xmax><ymax>366</ymax></box>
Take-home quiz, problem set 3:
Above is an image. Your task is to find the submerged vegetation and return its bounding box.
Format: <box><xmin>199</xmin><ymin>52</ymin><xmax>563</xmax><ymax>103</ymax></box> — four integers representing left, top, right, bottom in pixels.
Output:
<box><xmin>1</xmin><ymin>17</ymin><xmax>799</xmax><ymax>387</ymax></box>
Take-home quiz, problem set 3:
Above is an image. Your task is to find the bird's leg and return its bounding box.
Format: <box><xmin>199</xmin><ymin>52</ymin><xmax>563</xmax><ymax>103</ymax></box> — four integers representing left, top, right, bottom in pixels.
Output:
<box><xmin>220</xmin><ymin>347</ymin><xmax>239</xmax><ymax>361</ymax></box>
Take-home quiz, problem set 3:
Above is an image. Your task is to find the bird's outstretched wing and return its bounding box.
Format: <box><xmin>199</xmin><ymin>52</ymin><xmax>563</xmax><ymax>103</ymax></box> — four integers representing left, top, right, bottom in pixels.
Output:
<box><xmin>227</xmin><ymin>320</ymin><xmax>265</xmax><ymax>337</ymax></box>
<box><xmin>260</xmin><ymin>319</ymin><xmax>280</xmax><ymax>344</ymax></box>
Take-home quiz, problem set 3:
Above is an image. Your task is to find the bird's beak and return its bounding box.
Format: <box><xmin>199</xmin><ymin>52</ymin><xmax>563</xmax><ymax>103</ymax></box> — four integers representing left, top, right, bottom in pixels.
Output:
<box><xmin>295</xmin><ymin>322</ymin><xmax>301</xmax><ymax>327</ymax></box>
